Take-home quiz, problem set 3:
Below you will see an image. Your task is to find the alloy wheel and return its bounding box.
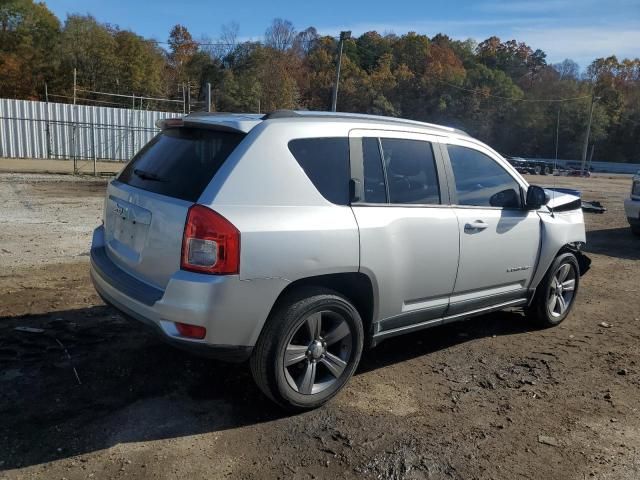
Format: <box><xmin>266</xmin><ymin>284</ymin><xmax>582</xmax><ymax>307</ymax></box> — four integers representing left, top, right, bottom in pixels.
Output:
<box><xmin>547</xmin><ymin>262</ymin><xmax>577</xmax><ymax>318</ymax></box>
<box><xmin>283</xmin><ymin>310</ymin><xmax>353</xmax><ymax>395</ymax></box>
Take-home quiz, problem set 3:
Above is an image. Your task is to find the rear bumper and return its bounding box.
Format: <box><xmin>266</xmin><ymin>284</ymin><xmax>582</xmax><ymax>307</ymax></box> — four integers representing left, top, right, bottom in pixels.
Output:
<box><xmin>90</xmin><ymin>226</ymin><xmax>288</xmax><ymax>361</ymax></box>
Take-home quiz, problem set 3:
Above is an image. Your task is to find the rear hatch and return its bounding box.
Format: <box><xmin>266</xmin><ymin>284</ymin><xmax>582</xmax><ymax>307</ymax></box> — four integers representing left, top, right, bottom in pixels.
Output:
<box><xmin>104</xmin><ymin>127</ymin><xmax>245</xmax><ymax>289</ymax></box>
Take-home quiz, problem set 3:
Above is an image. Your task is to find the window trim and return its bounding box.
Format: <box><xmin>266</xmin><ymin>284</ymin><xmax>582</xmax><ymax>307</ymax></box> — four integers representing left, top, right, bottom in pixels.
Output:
<box><xmin>441</xmin><ymin>141</ymin><xmax>526</xmax><ymax>210</ymax></box>
<box><xmin>377</xmin><ymin>138</ymin><xmax>392</xmax><ymax>204</ymax></box>
<box><xmin>348</xmin><ymin>129</ymin><xmax>451</xmax><ymax>207</ymax></box>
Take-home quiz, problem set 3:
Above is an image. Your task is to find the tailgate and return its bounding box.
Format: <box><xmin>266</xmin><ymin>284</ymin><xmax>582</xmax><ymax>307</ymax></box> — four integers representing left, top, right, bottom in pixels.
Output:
<box><xmin>104</xmin><ymin>181</ymin><xmax>190</xmax><ymax>290</ymax></box>
<box><xmin>103</xmin><ymin>126</ymin><xmax>247</xmax><ymax>289</ymax></box>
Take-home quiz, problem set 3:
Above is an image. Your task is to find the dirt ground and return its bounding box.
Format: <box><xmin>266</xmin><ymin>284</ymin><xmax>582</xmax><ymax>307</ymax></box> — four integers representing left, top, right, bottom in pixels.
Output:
<box><xmin>0</xmin><ymin>172</ymin><xmax>639</xmax><ymax>480</ymax></box>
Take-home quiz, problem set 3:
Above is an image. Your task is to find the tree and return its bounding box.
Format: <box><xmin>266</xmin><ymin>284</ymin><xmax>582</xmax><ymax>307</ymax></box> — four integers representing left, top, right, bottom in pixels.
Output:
<box><xmin>0</xmin><ymin>11</ymin><xmax>638</xmax><ymax>163</ymax></box>
<box><xmin>293</xmin><ymin>27</ymin><xmax>319</xmax><ymax>56</ymax></box>
<box><xmin>113</xmin><ymin>29</ymin><xmax>167</xmax><ymax>97</ymax></box>
<box><xmin>58</xmin><ymin>15</ymin><xmax>118</xmax><ymax>92</ymax></box>
<box><xmin>264</xmin><ymin>18</ymin><xmax>295</xmax><ymax>51</ymax></box>
<box><xmin>393</xmin><ymin>32</ymin><xmax>430</xmax><ymax>75</ymax></box>
<box><xmin>0</xmin><ymin>0</ymin><xmax>60</xmax><ymax>98</ymax></box>
<box><xmin>168</xmin><ymin>24</ymin><xmax>198</xmax><ymax>85</ymax></box>
<box><xmin>554</xmin><ymin>59</ymin><xmax>579</xmax><ymax>80</ymax></box>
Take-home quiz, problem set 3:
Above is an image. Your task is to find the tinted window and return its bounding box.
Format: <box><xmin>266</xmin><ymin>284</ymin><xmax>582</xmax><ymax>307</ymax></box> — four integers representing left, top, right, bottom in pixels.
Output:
<box><xmin>381</xmin><ymin>138</ymin><xmax>440</xmax><ymax>204</ymax></box>
<box><xmin>288</xmin><ymin>137</ymin><xmax>350</xmax><ymax>205</ymax></box>
<box><xmin>118</xmin><ymin>128</ymin><xmax>245</xmax><ymax>202</ymax></box>
<box><xmin>362</xmin><ymin>137</ymin><xmax>387</xmax><ymax>203</ymax></box>
<box><xmin>447</xmin><ymin>145</ymin><xmax>521</xmax><ymax>208</ymax></box>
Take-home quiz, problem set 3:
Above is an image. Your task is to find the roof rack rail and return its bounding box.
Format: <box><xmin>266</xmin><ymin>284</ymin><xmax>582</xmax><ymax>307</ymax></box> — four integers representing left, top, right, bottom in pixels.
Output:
<box><xmin>187</xmin><ymin>111</ymin><xmax>232</xmax><ymax>117</ymax></box>
<box><xmin>261</xmin><ymin>110</ymin><xmax>300</xmax><ymax>120</ymax></box>
<box><xmin>261</xmin><ymin>110</ymin><xmax>468</xmax><ymax>136</ymax></box>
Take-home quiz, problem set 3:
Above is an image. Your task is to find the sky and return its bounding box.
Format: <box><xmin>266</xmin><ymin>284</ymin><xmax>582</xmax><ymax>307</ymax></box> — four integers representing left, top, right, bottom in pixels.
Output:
<box><xmin>44</xmin><ymin>0</ymin><xmax>640</xmax><ymax>69</ymax></box>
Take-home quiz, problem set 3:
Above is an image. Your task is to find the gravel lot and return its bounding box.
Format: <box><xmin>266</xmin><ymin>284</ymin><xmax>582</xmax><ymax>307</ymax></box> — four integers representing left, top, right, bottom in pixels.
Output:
<box><xmin>0</xmin><ymin>172</ymin><xmax>639</xmax><ymax>480</ymax></box>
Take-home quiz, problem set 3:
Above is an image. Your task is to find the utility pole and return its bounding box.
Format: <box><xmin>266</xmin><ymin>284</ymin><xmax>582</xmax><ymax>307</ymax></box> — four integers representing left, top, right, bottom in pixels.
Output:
<box><xmin>91</xmin><ymin>106</ymin><xmax>97</xmax><ymax>176</ymax></box>
<box><xmin>331</xmin><ymin>31</ymin><xmax>351</xmax><ymax>112</ymax></box>
<box><xmin>587</xmin><ymin>144</ymin><xmax>595</xmax><ymax>173</ymax></box>
<box><xmin>45</xmin><ymin>82</ymin><xmax>51</xmax><ymax>159</ymax></box>
<box><xmin>72</xmin><ymin>68</ymin><xmax>77</xmax><ymax>174</ymax></box>
<box><xmin>580</xmin><ymin>95</ymin><xmax>598</xmax><ymax>175</ymax></box>
<box><xmin>206</xmin><ymin>82</ymin><xmax>212</xmax><ymax>112</ymax></box>
<box><xmin>182</xmin><ymin>83</ymin><xmax>186</xmax><ymax>115</ymax></box>
<box><xmin>554</xmin><ymin>107</ymin><xmax>560</xmax><ymax>162</ymax></box>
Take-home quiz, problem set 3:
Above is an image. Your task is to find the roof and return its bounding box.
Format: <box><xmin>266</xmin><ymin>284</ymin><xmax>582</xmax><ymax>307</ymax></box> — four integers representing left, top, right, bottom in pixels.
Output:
<box><xmin>262</xmin><ymin>110</ymin><xmax>469</xmax><ymax>136</ymax></box>
<box><xmin>159</xmin><ymin>110</ymin><xmax>468</xmax><ymax>136</ymax></box>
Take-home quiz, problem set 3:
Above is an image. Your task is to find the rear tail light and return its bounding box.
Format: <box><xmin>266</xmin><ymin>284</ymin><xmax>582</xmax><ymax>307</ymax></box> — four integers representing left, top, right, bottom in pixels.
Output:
<box><xmin>175</xmin><ymin>322</ymin><xmax>206</xmax><ymax>339</ymax></box>
<box><xmin>181</xmin><ymin>205</ymin><xmax>240</xmax><ymax>274</ymax></box>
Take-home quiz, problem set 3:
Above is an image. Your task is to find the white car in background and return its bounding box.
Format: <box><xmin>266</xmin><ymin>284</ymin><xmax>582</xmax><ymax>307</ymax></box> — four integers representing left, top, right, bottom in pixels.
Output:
<box><xmin>625</xmin><ymin>171</ymin><xmax>640</xmax><ymax>236</ymax></box>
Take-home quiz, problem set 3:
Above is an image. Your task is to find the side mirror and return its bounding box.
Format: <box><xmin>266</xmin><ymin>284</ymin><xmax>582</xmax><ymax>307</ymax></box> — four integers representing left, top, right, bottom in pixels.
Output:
<box><xmin>525</xmin><ymin>185</ymin><xmax>549</xmax><ymax>210</ymax></box>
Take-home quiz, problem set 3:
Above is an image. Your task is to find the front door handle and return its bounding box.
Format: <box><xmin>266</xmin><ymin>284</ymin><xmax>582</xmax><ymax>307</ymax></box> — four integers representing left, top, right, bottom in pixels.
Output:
<box><xmin>464</xmin><ymin>220</ymin><xmax>489</xmax><ymax>232</ymax></box>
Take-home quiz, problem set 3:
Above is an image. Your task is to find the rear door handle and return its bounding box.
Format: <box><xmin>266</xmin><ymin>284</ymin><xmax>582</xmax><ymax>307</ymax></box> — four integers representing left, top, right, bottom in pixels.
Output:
<box><xmin>464</xmin><ymin>220</ymin><xmax>489</xmax><ymax>232</ymax></box>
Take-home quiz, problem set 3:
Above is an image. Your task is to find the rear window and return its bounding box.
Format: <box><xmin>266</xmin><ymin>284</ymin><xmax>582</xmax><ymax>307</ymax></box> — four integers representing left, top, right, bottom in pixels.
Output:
<box><xmin>288</xmin><ymin>137</ymin><xmax>350</xmax><ymax>205</ymax></box>
<box><xmin>118</xmin><ymin>128</ymin><xmax>245</xmax><ymax>202</ymax></box>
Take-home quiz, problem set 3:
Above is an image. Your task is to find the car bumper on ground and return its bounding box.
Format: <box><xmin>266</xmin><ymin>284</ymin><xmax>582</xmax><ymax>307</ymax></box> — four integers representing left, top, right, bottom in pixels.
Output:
<box><xmin>624</xmin><ymin>198</ymin><xmax>640</xmax><ymax>228</ymax></box>
<box><xmin>89</xmin><ymin>226</ymin><xmax>288</xmax><ymax>361</ymax></box>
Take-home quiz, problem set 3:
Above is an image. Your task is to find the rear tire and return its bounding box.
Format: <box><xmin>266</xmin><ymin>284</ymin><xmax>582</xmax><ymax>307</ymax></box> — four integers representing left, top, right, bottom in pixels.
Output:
<box><xmin>250</xmin><ymin>287</ymin><xmax>364</xmax><ymax>411</ymax></box>
<box><xmin>527</xmin><ymin>253</ymin><xmax>580</xmax><ymax>327</ymax></box>
<box><xmin>534</xmin><ymin>165</ymin><xmax>542</xmax><ymax>175</ymax></box>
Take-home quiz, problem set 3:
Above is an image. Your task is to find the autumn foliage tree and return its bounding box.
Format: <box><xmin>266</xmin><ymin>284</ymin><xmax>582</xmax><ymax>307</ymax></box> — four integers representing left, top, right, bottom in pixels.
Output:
<box><xmin>0</xmin><ymin>0</ymin><xmax>638</xmax><ymax>162</ymax></box>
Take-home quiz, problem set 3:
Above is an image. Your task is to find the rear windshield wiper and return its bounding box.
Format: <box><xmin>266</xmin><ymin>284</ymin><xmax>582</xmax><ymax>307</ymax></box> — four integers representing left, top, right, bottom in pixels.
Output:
<box><xmin>134</xmin><ymin>168</ymin><xmax>166</xmax><ymax>182</ymax></box>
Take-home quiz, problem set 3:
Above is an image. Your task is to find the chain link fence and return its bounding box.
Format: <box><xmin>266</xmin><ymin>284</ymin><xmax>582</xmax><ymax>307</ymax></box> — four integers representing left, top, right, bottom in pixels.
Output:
<box><xmin>0</xmin><ymin>98</ymin><xmax>180</xmax><ymax>174</ymax></box>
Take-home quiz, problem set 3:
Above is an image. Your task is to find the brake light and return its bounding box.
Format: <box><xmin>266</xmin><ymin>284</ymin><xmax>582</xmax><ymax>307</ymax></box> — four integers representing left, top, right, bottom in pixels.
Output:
<box><xmin>181</xmin><ymin>205</ymin><xmax>240</xmax><ymax>274</ymax></box>
<box><xmin>175</xmin><ymin>322</ymin><xmax>206</xmax><ymax>339</ymax></box>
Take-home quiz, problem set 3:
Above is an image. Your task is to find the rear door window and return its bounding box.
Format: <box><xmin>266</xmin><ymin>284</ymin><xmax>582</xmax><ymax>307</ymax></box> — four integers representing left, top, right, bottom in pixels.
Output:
<box><xmin>380</xmin><ymin>138</ymin><xmax>441</xmax><ymax>205</ymax></box>
<box><xmin>118</xmin><ymin>128</ymin><xmax>245</xmax><ymax>202</ymax></box>
<box><xmin>288</xmin><ymin>137</ymin><xmax>350</xmax><ymax>205</ymax></box>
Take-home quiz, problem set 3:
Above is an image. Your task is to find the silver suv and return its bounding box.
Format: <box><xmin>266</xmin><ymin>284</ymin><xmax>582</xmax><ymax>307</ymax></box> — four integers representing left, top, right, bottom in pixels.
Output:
<box><xmin>90</xmin><ymin>111</ymin><xmax>590</xmax><ymax>410</ymax></box>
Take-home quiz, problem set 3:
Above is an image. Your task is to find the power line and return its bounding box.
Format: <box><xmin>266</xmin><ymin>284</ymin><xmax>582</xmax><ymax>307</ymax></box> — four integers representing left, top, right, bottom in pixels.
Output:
<box><xmin>48</xmin><ymin>93</ymin><xmax>128</xmax><ymax>107</ymax></box>
<box><xmin>76</xmin><ymin>88</ymin><xmax>184</xmax><ymax>104</ymax></box>
<box><xmin>435</xmin><ymin>78</ymin><xmax>592</xmax><ymax>103</ymax></box>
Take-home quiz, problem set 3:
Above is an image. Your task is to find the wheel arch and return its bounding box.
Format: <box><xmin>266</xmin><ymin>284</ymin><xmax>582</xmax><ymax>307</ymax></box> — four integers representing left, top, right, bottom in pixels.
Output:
<box><xmin>264</xmin><ymin>272</ymin><xmax>376</xmax><ymax>344</ymax></box>
<box><xmin>529</xmin><ymin>210</ymin><xmax>587</xmax><ymax>291</ymax></box>
<box><xmin>528</xmin><ymin>241</ymin><xmax>590</xmax><ymax>305</ymax></box>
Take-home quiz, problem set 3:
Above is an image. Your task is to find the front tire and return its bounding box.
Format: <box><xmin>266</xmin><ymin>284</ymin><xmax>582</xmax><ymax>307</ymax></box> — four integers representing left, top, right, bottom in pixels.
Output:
<box><xmin>527</xmin><ymin>253</ymin><xmax>580</xmax><ymax>327</ymax></box>
<box><xmin>250</xmin><ymin>287</ymin><xmax>364</xmax><ymax>410</ymax></box>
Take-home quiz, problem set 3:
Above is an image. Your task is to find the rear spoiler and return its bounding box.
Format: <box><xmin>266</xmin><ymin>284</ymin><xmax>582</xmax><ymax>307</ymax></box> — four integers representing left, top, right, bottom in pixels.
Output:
<box><xmin>155</xmin><ymin>117</ymin><xmax>248</xmax><ymax>134</ymax></box>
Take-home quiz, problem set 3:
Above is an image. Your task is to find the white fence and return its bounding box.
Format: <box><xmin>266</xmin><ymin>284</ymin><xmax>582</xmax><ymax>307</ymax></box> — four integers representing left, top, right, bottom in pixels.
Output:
<box><xmin>0</xmin><ymin>98</ymin><xmax>180</xmax><ymax>162</ymax></box>
<box><xmin>1</xmin><ymin>98</ymin><xmax>638</xmax><ymax>174</ymax></box>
